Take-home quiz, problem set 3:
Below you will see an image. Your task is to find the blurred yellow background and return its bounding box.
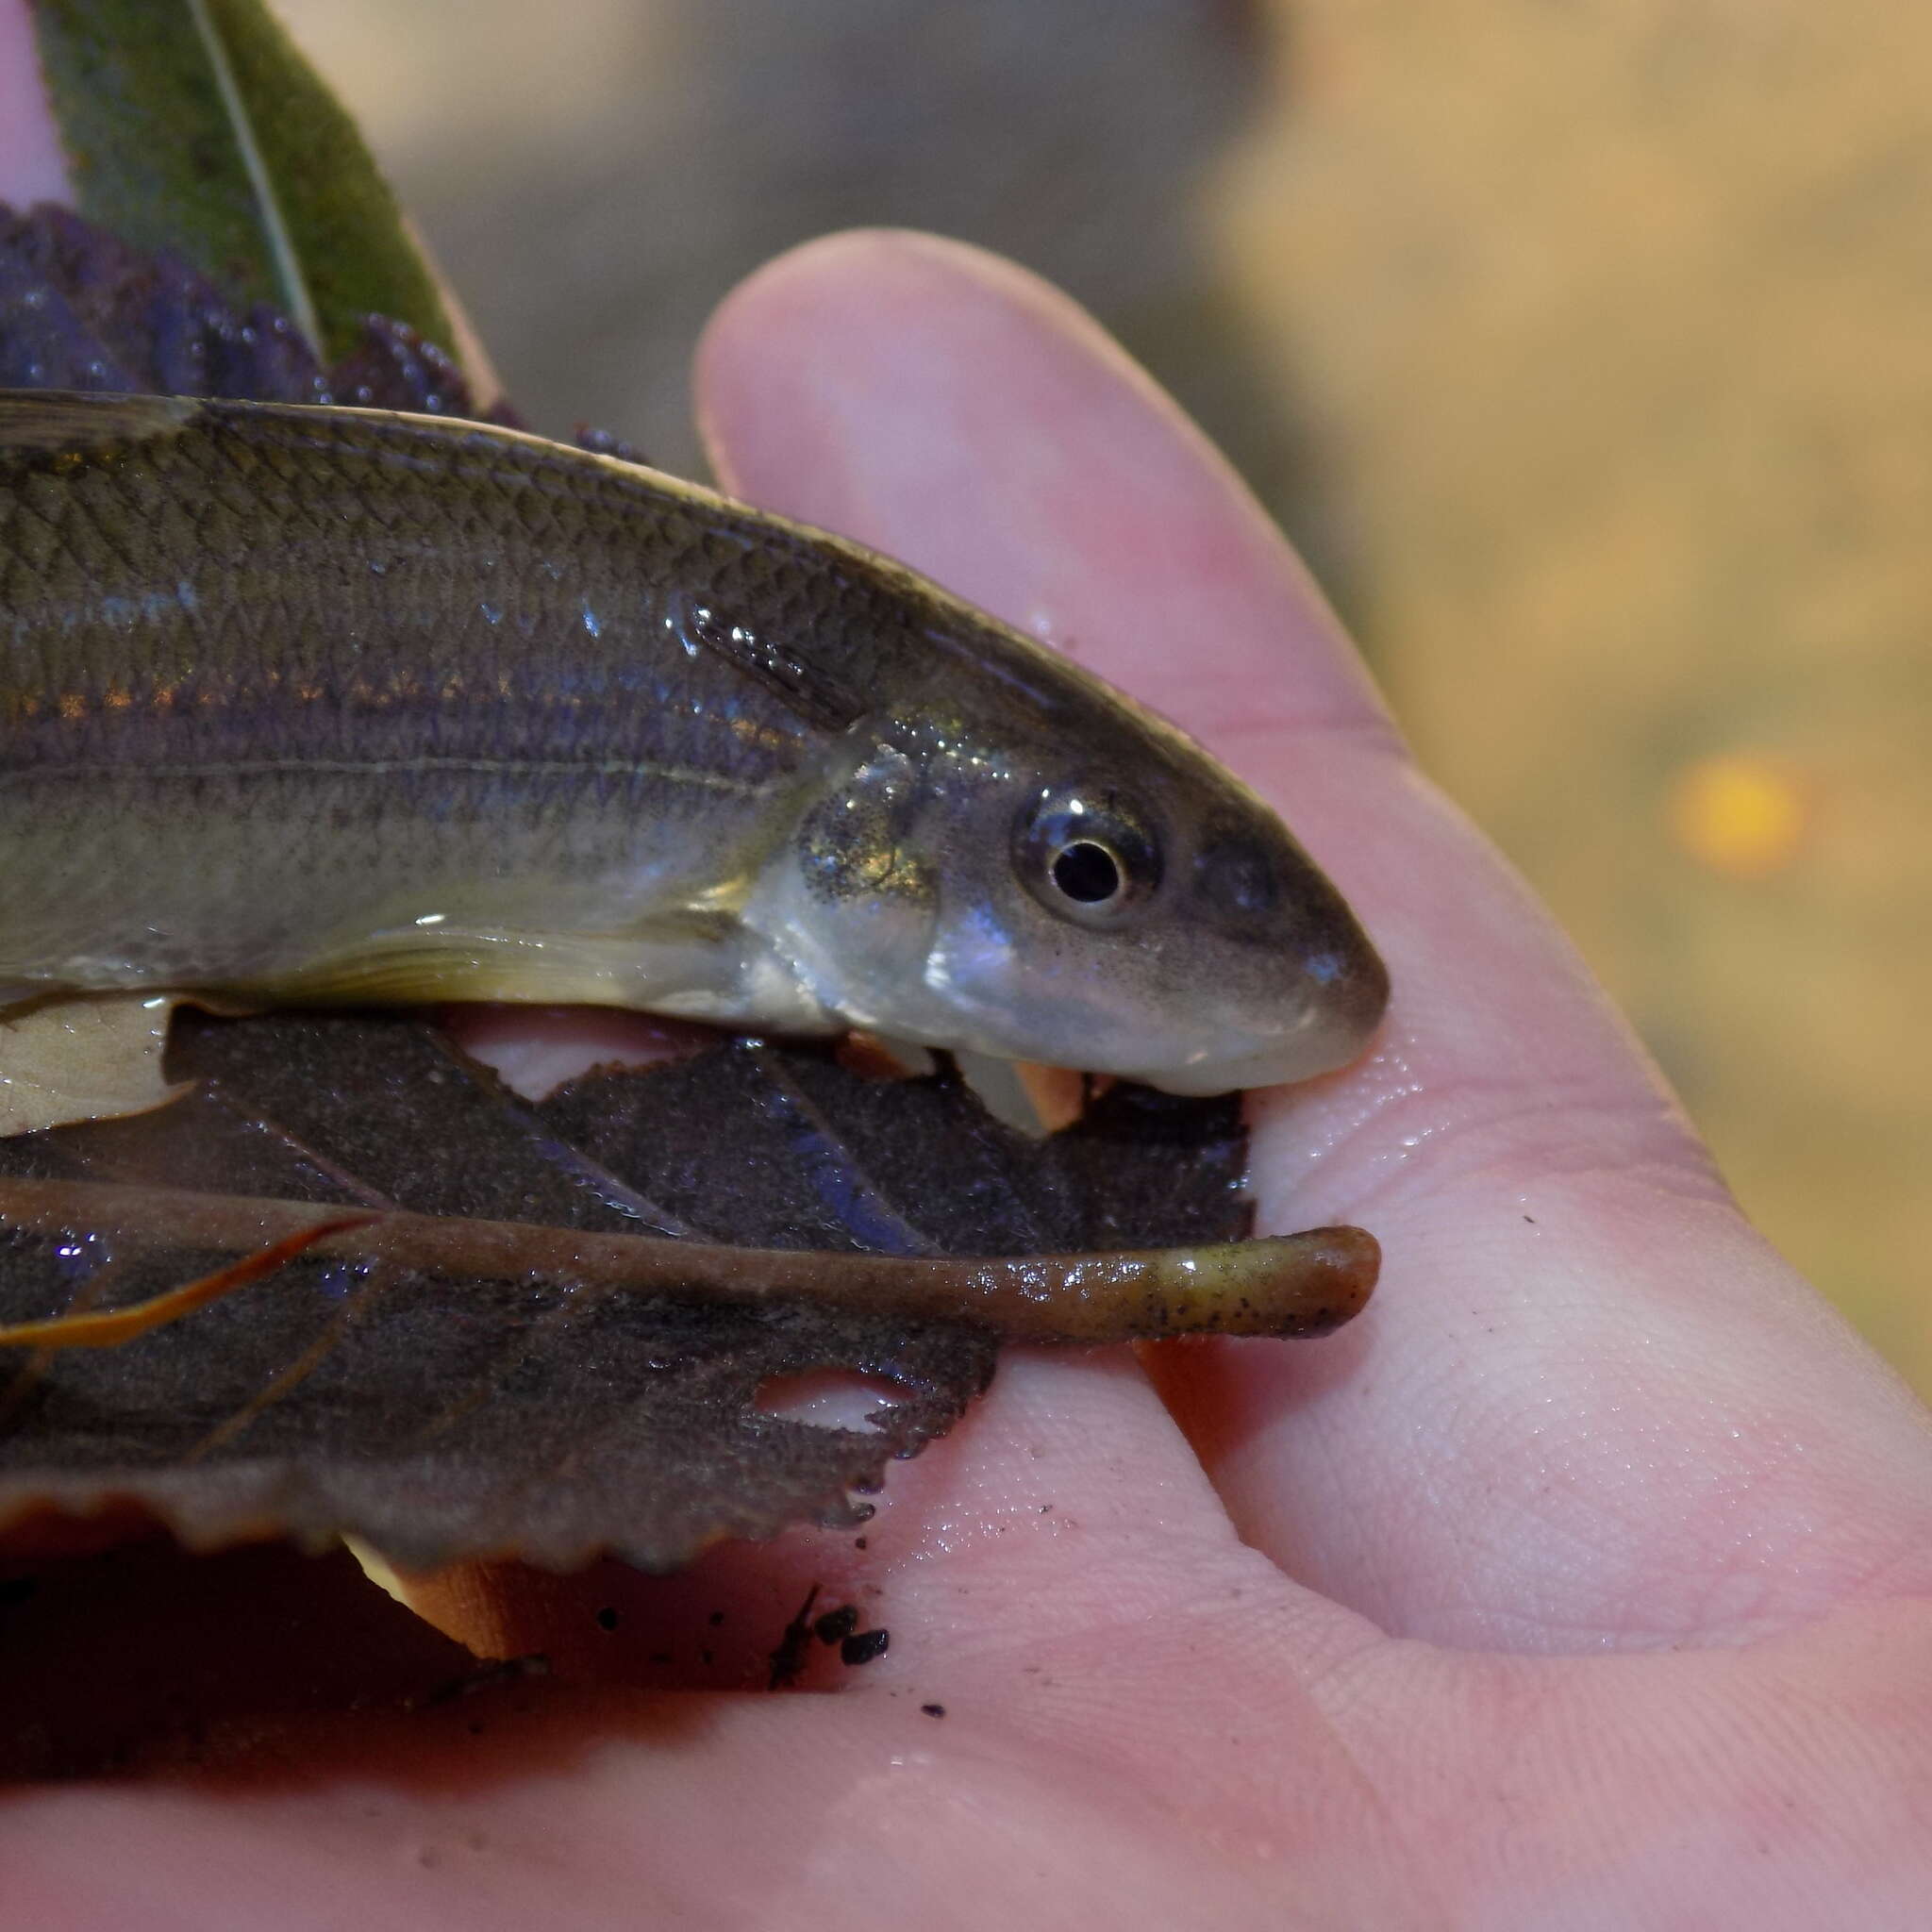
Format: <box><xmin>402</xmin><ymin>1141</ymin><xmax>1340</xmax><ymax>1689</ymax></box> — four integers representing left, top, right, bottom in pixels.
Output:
<box><xmin>275</xmin><ymin>0</ymin><xmax>1930</xmax><ymax>1394</ymax></box>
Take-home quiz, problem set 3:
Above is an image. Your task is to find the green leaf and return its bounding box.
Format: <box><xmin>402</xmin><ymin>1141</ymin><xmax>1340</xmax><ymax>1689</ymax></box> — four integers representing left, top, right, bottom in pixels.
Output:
<box><xmin>29</xmin><ymin>0</ymin><xmax>454</xmax><ymax>364</ymax></box>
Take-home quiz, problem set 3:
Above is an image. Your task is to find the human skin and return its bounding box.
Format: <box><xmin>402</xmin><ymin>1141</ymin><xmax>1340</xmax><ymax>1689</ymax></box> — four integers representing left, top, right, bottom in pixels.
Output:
<box><xmin>2</xmin><ymin>11</ymin><xmax>1930</xmax><ymax>1925</ymax></box>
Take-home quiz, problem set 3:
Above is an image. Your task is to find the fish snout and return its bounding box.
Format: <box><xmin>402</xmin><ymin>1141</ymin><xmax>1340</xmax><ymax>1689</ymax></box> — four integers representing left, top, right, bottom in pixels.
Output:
<box><xmin>1153</xmin><ymin>826</ymin><xmax>1388</xmax><ymax>1093</ymax></box>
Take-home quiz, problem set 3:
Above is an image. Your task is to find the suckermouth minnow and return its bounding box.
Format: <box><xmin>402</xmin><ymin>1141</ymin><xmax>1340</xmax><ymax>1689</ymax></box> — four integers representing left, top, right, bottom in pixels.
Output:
<box><xmin>0</xmin><ymin>390</ymin><xmax>1387</xmax><ymax>1135</ymax></box>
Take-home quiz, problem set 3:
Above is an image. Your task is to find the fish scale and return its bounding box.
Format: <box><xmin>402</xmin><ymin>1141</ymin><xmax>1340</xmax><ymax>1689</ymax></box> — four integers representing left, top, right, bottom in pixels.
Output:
<box><xmin>0</xmin><ymin>389</ymin><xmax>1387</xmax><ymax>1134</ymax></box>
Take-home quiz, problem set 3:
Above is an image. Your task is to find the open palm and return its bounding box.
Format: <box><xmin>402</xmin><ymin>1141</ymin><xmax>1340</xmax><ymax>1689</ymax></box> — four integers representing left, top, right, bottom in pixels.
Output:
<box><xmin>3</xmin><ymin>33</ymin><xmax>1930</xmax><ymax>1922</ymax></box>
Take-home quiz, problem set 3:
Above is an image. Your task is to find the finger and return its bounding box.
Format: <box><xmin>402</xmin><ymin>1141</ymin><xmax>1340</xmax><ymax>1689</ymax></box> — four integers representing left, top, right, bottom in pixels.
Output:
<box><xmin>0</xmin><ymin>0</ymin><xmax>72</xmax><ymax>205</ymax></box>
<box><xmin>695</xmin><ymin>229</ymin><xmax>1932</xmax><ymax>1651</ymax></box>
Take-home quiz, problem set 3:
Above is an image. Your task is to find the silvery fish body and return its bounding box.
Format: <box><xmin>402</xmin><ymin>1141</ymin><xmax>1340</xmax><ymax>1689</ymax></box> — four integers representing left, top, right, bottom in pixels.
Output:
<box><xmin>0</xmin><ymin>391</ymin><xmax>1386</xmax><ymax>1123</ymax></box>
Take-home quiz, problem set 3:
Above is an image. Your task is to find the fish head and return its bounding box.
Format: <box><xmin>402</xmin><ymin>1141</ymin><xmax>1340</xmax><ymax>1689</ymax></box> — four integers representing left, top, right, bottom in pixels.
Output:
<box><xmin>761</xmin><ymin>669</ymin><xmax>1388</xmax><ymax>1096</ymax></box>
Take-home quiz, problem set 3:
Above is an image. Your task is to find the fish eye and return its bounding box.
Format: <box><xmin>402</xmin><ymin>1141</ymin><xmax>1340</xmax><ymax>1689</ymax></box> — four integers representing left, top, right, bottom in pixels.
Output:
<box><xmin>1052</xmin><ymin>841</ymin><xmax>1122</xmax><ymax>904</ymax></box>
<box><xmin>1016</xmin><ymin>787</ymin><xmax>1162</xmax><ymax>926</ymax></box>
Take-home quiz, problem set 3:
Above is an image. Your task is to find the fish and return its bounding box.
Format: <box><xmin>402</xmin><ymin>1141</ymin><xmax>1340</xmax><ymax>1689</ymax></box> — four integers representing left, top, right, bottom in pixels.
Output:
<box><xmin>0</xmin><ymin>390</ymin><xmax>1387</xmax><ymax>1135</ymax></box>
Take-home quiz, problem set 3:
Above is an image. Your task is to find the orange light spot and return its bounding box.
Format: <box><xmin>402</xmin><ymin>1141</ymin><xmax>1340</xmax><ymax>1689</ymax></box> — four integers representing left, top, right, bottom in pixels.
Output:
<box><xmin>1669</xmin><ymin>754</ymin><xmax>1808</xmax><ymax>878</ymax></box>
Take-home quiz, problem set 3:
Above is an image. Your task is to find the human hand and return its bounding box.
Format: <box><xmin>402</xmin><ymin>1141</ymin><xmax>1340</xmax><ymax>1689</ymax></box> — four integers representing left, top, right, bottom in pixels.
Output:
<box><xmin>3</xmin><ymin>16</ymin><xmax>1929</xmax><ymax>1921</ymax></box>
<box><xmin>669</xmin><ymin>230</ymin><xmax>1932</xmax><ymax>1926</ymax></box>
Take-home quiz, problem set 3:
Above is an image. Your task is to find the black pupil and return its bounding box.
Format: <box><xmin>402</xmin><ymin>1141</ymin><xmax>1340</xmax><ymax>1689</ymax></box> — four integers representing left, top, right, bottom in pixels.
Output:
<box><xmin>1052</xmin><ymin>841</ymin><xmax>1122</xmax><ymax>904</ymax></box>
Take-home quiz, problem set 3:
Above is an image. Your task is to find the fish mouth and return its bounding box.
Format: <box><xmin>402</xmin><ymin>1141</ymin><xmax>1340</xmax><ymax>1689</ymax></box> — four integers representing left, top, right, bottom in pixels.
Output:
<box><xmin>1124</xmin><ymin>1009</ymin><xmax>1381</xmax><ymax>1097</ymax></box>
<box><xmin>1129</xmin><ymin>1052</ymin><xmax>1344</xmax><ymax>1097</ymax></box>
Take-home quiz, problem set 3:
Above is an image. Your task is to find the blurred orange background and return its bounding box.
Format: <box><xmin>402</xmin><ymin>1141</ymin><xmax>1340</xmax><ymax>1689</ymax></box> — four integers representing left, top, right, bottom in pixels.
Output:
<box><xmin>275</xmin><ymin>0</ymin><xmax>1931</xmax><ymax>1395</ymax></box>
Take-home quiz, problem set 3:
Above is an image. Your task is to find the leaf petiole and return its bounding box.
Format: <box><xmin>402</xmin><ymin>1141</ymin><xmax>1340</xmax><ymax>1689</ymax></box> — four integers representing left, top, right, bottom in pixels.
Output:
<box><xmin>0</xmin><ymin>1180</ymin><xmax>1375</xmax><ymax>1347</ymax></box>
<box><xmin>0</xmin><ymin>1213</ymin><xmax>375</xmax><ymax>1352</ymax></box>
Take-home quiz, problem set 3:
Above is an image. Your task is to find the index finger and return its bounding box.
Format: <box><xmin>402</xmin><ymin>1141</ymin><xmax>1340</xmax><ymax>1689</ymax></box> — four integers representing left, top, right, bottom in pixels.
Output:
<box><xmin>696</xmin><ymin>229</ymin><xmax>1932</xmax><ymax>1652</ymax></box>
<box><xmin>0</xmin><ymin>3</ymin><xmax>71</xmax><ymax>204</ymax></box>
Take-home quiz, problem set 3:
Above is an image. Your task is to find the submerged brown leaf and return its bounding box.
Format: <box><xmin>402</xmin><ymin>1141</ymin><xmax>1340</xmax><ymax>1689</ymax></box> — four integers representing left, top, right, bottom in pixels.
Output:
<box><xmin>0</xmin><ymin>1013</ymin><xmax>1370</xmax><ymax>1574</ymax></box>
<box><xmin>0</xmin><ymin>202</ymin><xmax>1377</xmax><ymax>1584</ymax></box>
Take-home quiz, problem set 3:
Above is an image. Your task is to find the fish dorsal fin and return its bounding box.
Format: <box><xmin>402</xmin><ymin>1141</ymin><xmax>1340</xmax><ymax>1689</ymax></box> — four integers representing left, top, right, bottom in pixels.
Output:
<box><xmin>0</xmin><ymin>390</ymin><xmax>198</xmax><ymax>458</ymax></box>
<box><xmin>675</xmin><ymin>593</ymin><xmax>867</xmax><ymax>734</ymax></box>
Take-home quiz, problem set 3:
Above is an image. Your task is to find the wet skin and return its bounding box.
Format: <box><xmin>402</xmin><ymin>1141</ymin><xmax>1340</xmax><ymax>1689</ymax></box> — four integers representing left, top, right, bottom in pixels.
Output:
<box><xmin>0</xmin><ymin>392</ymin><xmax>1384</xmax><ymax>1124</ymax></box>
<box><xmin>0</xmin><ymin>25</ymin><xmax>1927</xmax><ymax>1924</ymax></box>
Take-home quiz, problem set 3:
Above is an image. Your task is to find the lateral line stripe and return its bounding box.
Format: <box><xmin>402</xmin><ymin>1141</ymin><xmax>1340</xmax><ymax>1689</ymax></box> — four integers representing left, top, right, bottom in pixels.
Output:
<box><xmin>0</xmin><ymin>758</ymin><xmax>771</xmax><ymax>795</ymax></box>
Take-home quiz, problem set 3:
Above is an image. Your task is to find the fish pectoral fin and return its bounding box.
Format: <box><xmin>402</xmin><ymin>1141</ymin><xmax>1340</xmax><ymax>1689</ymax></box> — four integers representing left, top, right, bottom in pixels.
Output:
<box><xmin>239</xmin><ymin>912</ymin><xmax>840</xmax><ymax>1030</ymax></box>
<box><xmin>245</xmin><ymin>916</ymin><xmax>743</xmax><ymax>1009</ymax></box>
<box><xmin>0</xmin><ymin>993</ymin><xmax>192</xmax><ymax>1138</ymax></box>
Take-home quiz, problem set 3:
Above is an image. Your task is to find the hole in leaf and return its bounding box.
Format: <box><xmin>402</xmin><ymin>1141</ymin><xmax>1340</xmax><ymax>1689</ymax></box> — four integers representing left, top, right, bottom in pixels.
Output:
<box><xmin>754</xmin><ymin>1370</ymin><xmax>911</xmax><ymax>1433</ymax></box>
<box><xmin>445</xmin><ymin>1004</ymin><xmax>721</xmax><ymax>1100</ymax></box>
